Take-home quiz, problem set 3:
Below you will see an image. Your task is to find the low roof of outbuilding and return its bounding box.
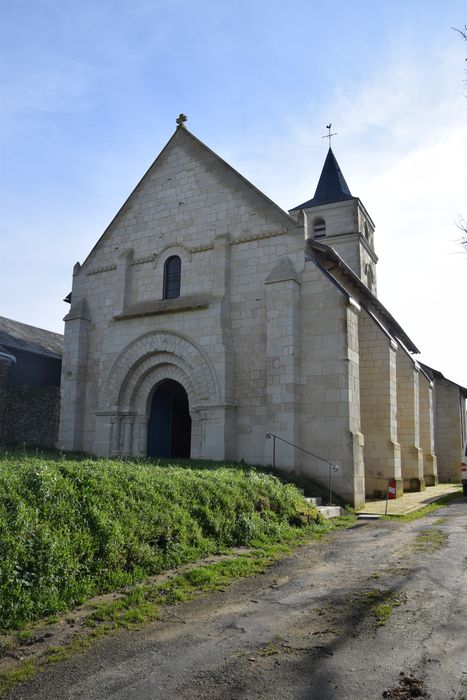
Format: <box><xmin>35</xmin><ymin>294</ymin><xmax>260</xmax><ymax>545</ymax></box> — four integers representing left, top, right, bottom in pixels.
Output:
<box><xmin>0</xmin><ymin>316</ymin><xmax>63</xmax><ymax>360</ymax></box>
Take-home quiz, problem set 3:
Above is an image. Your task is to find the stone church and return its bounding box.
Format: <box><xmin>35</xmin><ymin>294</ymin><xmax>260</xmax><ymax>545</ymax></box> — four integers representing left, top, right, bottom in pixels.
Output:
<box><xmin>58</xmin><ymin>118</ymin><xmax>466</xmax><ymax>507</ymax></box>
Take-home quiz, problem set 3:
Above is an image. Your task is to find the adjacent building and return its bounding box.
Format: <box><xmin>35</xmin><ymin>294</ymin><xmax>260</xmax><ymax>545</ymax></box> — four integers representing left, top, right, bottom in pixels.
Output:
<box><xmin>0</xmin><ymin>316</ymin><xmax>63</xmax><ymax>447</ymax></box>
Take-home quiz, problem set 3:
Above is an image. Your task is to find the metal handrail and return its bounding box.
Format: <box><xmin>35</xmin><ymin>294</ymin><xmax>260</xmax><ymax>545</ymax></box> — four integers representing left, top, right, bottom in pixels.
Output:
<box><xmin>266</xmin><ymin>432</ymin><xmax>339</xmax><ymax>505</ymax></box>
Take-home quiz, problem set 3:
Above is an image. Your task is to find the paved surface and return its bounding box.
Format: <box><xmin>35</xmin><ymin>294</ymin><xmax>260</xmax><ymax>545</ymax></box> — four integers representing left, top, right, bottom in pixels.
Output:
<box><xmin>8</xmin><ymin>494</ymin><xmax>467</xmax><ymax>700</ymax></box>
<box><xmin>357</xmin><ymin>483</ymin><xmax>462</xmax><ymax>516</ymax></box>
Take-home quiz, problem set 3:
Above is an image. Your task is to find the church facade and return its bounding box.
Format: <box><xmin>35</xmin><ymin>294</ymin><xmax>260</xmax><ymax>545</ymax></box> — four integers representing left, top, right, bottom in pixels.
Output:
<box><xmin>58</xmin><ymin>120</ymin><xmax>463</xmax><ymax>506</ymax></box>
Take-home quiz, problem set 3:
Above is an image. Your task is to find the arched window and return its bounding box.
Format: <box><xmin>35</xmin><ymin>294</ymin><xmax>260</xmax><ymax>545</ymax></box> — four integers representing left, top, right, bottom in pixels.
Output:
<box><xmin>313</xmin><ymin>217</ymin><xmax>326</xmax><ymax>238</ymax></box>
<box><xmin>364</xmin><ymin>221</ymin><xmax>374</xmax><ymax>247</ymax></box>
<box><xmin>163</xmin><ymin>256</ymin><xmax>181</xmax><ymax>299</ymax></box>
<box><xmin>365</xmin><ymin>264</ymin><xmax>375</xmax><ymax>293</ymax></box>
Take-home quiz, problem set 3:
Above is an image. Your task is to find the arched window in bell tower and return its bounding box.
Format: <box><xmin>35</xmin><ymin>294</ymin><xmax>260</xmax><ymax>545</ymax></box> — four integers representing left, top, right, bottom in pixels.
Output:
<box><xmin>364</xmin><ymin>221</ymin><xmax>374</xmax><ymax>248</ymax></box>
<box><xmin>313</xmin><ymin>217</ymin><xmax>326</xmax><ymax>238</ymax></box>
<box><xmin>365</xmin><ymin>264</ymin><xmax>375</xmax><ymax>293</ymax></box>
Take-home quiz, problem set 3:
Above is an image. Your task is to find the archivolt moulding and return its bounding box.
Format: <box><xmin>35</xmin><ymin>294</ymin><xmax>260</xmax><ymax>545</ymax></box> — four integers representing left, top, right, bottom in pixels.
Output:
<box><xmin>99</xmin><ymin>330</ymin><xmax>220</xmax><ymax>411</ymax></box>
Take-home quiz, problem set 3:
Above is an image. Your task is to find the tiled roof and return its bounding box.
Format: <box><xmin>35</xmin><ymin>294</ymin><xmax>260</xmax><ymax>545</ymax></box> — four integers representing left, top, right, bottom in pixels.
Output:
<box><xmin>0</xmin><ymin>316</ymin><xmax>63</xmax><ymax>359</ymax></box>
<box><xmin>419</xmin><ymin>362</ymin><xmax>467</xmax><ymax>395</ymax></box>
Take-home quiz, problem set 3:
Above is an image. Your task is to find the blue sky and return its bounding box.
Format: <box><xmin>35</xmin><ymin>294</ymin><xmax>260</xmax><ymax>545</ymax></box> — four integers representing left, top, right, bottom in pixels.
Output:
<box><xmin>1</xmin><ymin>0</ymin><xmax>466</xmax><ymax>384</ymax></box>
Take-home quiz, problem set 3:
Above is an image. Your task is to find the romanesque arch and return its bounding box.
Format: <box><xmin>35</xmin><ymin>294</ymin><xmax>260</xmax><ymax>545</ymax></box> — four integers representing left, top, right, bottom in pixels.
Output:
<box><xmin>100</xmin><ymin>330</ymin><xmax>220</xmax><ymax>412</ymax></box>
<box><xmin>97</xmin><ymin>330</ymin><xmax>221</xmax><ymax>457</ymax></box>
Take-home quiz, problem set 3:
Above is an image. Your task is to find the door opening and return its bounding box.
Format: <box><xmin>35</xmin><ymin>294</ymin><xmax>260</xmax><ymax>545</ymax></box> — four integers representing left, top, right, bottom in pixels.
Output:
<box><xmin>147</xmin><ymin>379</ymin><xmax>191</xmax><ymax>458</ymax></box>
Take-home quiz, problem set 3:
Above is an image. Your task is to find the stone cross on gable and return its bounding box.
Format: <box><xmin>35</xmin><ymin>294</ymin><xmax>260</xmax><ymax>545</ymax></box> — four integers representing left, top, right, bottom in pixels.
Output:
<box><xmin>176</xmin><ymin>113</ymin><xmax>188</xmax><ymax>128</ymax></box>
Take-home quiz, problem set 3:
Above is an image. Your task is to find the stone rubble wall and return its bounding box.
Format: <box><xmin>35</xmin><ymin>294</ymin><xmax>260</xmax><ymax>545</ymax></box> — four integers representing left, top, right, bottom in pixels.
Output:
<box><xmin>0</xmin><ymin>385</ymin><xmax>60</xmax><ymax>448</ymax></box>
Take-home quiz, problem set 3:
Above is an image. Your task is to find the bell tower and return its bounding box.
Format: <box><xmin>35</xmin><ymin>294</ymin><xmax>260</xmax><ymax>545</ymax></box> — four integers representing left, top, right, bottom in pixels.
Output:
<box><xmin>289</xmin><ymin>147</ymin><xmax>378</xmax><ymax>295</ymax></box>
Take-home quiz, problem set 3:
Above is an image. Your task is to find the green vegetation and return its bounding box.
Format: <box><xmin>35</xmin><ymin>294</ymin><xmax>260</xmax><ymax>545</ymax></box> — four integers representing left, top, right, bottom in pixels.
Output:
<box><xmin>0</xmin><ymin>522</ymin><xmax>359</xmax><ymax>697</ymax></box>
<box><xmin>368</xmin><ymin>565</ymin><xmax>410</xmax><ymax>581</ymax></box>
<box><xmin>258</xmin><ymin>642</ymin><xmax>281</xmax><ymax>656</ymax></box>
<box><xmin>360</xmin><ymin>588</ymin><xmax>407</xmax><ymax>626</ymax></box>
<box><xmin>0</xmin><ymin>662</ymin><xmax>35</xmax><ymax>697</ymax></box>
<box><xmin>85</xmin><ymin>543</ymin><xmax>298</xmax><ymax>629</ymax></box>
<box><xmin>412</xmin><ymin>528</ymin><xmax>448</xmax><ymax>553</ymax></box>
<box><xmin>0</xmin><ymin>447</ymin><xmax>335</xmax><ymax>632</ymax></box>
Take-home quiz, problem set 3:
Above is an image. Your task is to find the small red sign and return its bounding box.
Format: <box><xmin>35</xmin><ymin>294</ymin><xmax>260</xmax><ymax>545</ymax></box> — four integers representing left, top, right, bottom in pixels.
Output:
<box><xmin>387</xmin><ymin>479</ymin><xmax>397</xmax><ymax>500</ymax></box>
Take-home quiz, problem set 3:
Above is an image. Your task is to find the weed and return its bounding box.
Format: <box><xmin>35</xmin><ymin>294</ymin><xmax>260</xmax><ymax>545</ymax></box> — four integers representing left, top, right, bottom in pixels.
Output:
<box><xmin>412</xmin><ymin>529</ymin><xmax>448</xmax><ymax>553</ymax></box>
<box><xmin>17</xmin><ymin>630</ymin><xmax>33</xmax><ymax>642</ymax></box>
<box><xmin>358</xmin><ymin>589</ymin><xmax>407</xmax><ymax>626</ymax></box>
<box><xmin>45</xmin><ymin>616</ymin><xmax>60</xmax><ymax>625</ymax></box>
<box><xmin>0</xmin><ymin>662</ymin><xmax>35</xmax><ymax>697</ymax></box>
<box><xmin>368</xmin><ymin>566</ymin><xmax>410</xmax><ymax>581</ymax></box>
<box><xmin>259</xmin><ymin>643</ymin><xmax>280</xmax><ymax>656</ymax></box>
<box><xmin>43</xmin><ymin>646</ymin><xmax>68</xmax><ymax>664</ymax></box>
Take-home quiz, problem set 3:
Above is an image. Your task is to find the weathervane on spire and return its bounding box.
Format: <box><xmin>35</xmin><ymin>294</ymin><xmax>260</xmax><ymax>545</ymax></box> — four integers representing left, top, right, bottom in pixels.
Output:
<box><xmin>176</xmin><ymin>113</ymin><xmax>188</xmax><ymax>128</ymax></box>
<box><xmin>322</xmin><ymin>123</ymin><xmax>337</xmax><ymax>147</ymax></box>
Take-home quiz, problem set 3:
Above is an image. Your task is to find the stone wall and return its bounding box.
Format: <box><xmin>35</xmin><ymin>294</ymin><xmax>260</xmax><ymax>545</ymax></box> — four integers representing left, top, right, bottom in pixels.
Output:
<box><xmin>396</xmin><ymin>350</ymin><xmax>424</xmax><ymax>491</ymax></box>
<box><xmin>359</xmin><ymin>310</ymin><xmax>401</xmax><ymax>497</ymax></box>
<box><xmin>1</xmin><ymin>385</ymin><xmax>61</xmax><ymax>448</ymax></box>
<box><xmin>299</xmin><ymin>261</ymin><xmax>365</xmax><ymax>506</ymax></box>
<box><xmin>418</xmin><ymin>372</ymin><xmax>438</xmax><ymax>485</ymax></box>
<box><xmin>433</xmin><ymin>379</ymin><xmax>466</xmax><ymax>481</ymax></box>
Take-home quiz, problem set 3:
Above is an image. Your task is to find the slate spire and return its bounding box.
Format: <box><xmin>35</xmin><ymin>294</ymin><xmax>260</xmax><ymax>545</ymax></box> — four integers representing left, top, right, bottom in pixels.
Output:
<box><xmin>291</xmin><ymin>148</ymin><xmax>353</xmax><ymax>210</ymax></box>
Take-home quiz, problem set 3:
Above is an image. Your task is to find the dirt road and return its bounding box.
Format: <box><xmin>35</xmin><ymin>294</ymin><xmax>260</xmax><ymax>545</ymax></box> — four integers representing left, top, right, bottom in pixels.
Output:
<box><xmin>8</xmin><ymin>498</ymin><xmax>467</xmax><ymax>699</ymax></box>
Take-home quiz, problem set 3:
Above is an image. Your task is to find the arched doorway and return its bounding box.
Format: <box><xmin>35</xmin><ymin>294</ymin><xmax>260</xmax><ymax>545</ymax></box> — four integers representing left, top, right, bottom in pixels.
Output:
<box><xmin>147</xmin><ymin>379</ymin><xmax>192</xmax><ymax>458</ymax></box>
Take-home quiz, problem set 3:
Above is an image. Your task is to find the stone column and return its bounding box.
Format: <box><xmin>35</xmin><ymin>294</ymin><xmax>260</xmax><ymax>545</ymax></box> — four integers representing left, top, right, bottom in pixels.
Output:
<box><xmin>359</xmin><ymin>311</ymin><xmax>402</xmax><ymax>497</ymax></box>
<box><xmin>344</xmin><ymin>300</ymin><xmax>366</xmax><ymax>507</ymax></box>
<box><xmin>133</xmin><ymin>415</ymin><xmax>148</xmax><ymax>457</ymax></box>
<box><xmin>58</xmin><ymin>291</ymin><xmax>90</xmax><ymax>452</ymax></box>
<box><xmin>114</xmin><ymin>248</ymin><xmax>134</xmax><ymax>316</ymax></box>
<box><xmin>121</xmin><ymin>414</ymin><xmax>135</xmax><ymax>456</ymax></box>
<box><xmin>396</xmin><ymin>351</ymin><xmax>424</xmax><ymax>491</ymax></box>
<box><xmin>110</xmin><ymin>415</ymin><xmax>122</xmax><ymax>455</ymax></box>
<box><xmin>264</xmin><ymin>256</ymin><xmax>301</xmax><ymax>471</ymax></box>
<box><xmin>419</xmin><ymin>373</ymin><xmax>438</xmax><ymax>485</ymax></box>
<box><xmin>211</xmin><ymin>233</ymin><xmax>237</xmax><ymax>459</ymax></box>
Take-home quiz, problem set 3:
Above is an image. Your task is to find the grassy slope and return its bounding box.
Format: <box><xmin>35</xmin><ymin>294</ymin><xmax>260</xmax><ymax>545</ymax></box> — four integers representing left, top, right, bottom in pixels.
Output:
<box><xmin>0</xmin><ymin>448</ymin><xmax>325</xmax><ymax>632</ymax></box>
